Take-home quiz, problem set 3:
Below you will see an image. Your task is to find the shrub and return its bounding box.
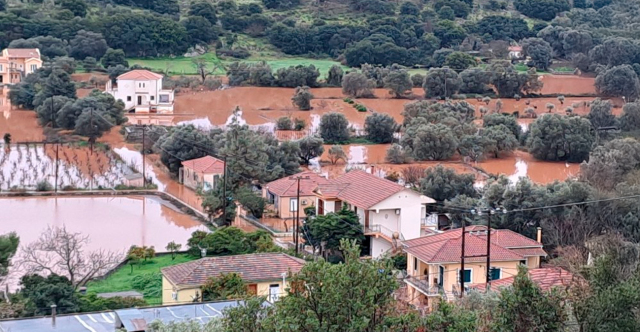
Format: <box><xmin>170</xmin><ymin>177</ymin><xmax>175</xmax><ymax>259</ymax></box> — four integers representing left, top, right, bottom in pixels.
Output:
<box><xmin>355</xmin><ymin>104</ymin><xmax>367</xmax><ymax>112</ymax></box>
<box><xmin>276</xmin><ymin>117</ymin><xmax>293</xmax><ymax>130</ymax></box>
<box><xmin>36</xmin><ymin>180</ymin><xmax>53</xmax><ymax>191</ymax></box>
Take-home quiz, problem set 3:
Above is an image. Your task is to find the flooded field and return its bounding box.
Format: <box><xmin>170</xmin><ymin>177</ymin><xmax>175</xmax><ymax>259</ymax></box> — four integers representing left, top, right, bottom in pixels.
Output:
<box><xmin>539</xmin><ymin>75</ymin><xmax>596</xmax><ymax>95</ymax></box>
<box><xmin>0</xmin><ymin>144</ymin><xmax>136</xmax><ymax>190</ymax></box>
<box><xmin>0</xmin><ymin>195</ymin><xmax>207</xmax><ymax>287</ymax></box>
<box><xmin>312</xmin><ymin>144</ymin><xmax>578</xmax><ymax>184</ymax></box>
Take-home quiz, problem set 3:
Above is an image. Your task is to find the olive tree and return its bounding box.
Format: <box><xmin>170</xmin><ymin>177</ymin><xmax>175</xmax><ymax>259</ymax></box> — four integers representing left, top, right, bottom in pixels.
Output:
<box><xmin>326</xmin><ymin>65</ymin><xmax>344</xmax><ymax>87</ymax></box>
<box><xmin>588</xmin><ymin>99</ymin><xmax>617</xmax><ymax>130</ymax></box>
<box><xmin>481</xmin><ymin>124</ymin><xmax>519</xmax><ymax>158</ymax></box>
<box><xmin>411</xmin><ymin>123</ymin><xmax>458</xmax><ymax>160</ymax></box>
<box><xmin>526</xmin><ymin>114</ymin><xmax>594</xmax><ymax>162</ymax></box>
<box><xmin>423</xmin><ymin>67</ymin><xmax>461</xmax><ymax>99</ymax></box>
<box><xmin>291</xmin><ymin>86</ymin><xmax>313</xmax><ymax>110</ymax></box>
<box><xmin>595</xmin><ymin>65</ymin><xmax>640</xmax><ymax>100</ymax></box>
<box><xmin>364</xmin><ymin>113</ymin><xmax>397</xmax><ymax>144</ymax></box>
<box><xmin>383</xmin><ymin>70</ymin><xmax>412</xmax><ymax>98</ymax></box>
<box><xmin>342</xmin><ymin>72</ymin><xmax>374</xmax><ymax>98</ymax></box>
<box><xmin>319</xmin><ymin>113</ymin><xmax>350</xmax><ymax>144</ymax></box>
<box><xmin>385</xmin><ymin>144</ymin><xmax>412</xmax><ymax>164</ymax></box>
<box><xmin>297</xmin><ymin>136</ymin><xmax>324</xmax><ymax>165</ymax></box>
<box><xmin>522</xmin><ymin>38</ymin><xmax>553</xmax><ymax>71</ymax></box>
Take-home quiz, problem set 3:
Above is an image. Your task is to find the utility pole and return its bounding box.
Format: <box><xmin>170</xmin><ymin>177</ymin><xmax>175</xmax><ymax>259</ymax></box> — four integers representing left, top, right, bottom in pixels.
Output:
<box><xmin>295</xmin><ymin>176</ymin><xmax>301</xmax><ymax>254</ymax></box>
<box><xmin>141</xmin><ymin>125</ymin><xmax>146</xmax><ymax>188</ymax></box>
<box><xmin>485</xmin><ymin>210</ymin><xmax>493</xmax><ymax>286</ymax></box>
<box><xmin>290</xmin><ymin>175</ymin><xmax>311</xmax><ymax>254</ymax></box>
<box><xmin>222</xmin><ymin>156</ymin><xmax>228</xmax><ymax>226</ymax></box>
<box><xmin>460</xmin><ymin>217</ymin><xmax>465</xmax><ymax>298</ymax></box>
<box><xmin>90</xmin><ymin>108</ymin><xmax>94</xmax><ymax>155</ymax></box>
<box><xmin>54</xmin><ymin>143</ymin><xmax>59</xmax><ymax>193</ymax></box>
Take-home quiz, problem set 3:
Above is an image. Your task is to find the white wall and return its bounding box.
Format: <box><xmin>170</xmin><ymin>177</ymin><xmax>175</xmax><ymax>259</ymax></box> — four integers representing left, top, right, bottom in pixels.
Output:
<box><xmin>371</xmin><ymin>237</ymin><xmax>392</xmax><ymax>258</ymax></box>
<box><xmin>369</xmin><ymin>189</ymin><xmax>423</xmax><ymax>240</ymax></box>
<box><xmin>110</xmin><ymin>78</ymin><xmax>167</xmax><ymax>110</ymax></box>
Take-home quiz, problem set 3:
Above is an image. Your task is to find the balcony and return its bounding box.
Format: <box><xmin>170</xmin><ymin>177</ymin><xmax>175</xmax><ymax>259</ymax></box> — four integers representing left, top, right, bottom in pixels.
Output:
<box><xmin>364</xmin><ymin>224</ymin><xmax>404</xmax><ymax>243</ymax></box>
<box><xmin>405</xmin><ymin>275</ymin><xmax>442</xmax><ymax>297</ymax></box>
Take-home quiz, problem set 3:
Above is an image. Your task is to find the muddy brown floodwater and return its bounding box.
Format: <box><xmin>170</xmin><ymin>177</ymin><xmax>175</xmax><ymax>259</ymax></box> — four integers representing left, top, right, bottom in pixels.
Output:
<box><xmin>0</xmin><ymin>195</ymin><xmax>207</xmax><ymax>288</ymax></box>
<box><xmin>312</xmin><ymin>144</ymin><xmax>579</xmax><ymax>184</ymax></box>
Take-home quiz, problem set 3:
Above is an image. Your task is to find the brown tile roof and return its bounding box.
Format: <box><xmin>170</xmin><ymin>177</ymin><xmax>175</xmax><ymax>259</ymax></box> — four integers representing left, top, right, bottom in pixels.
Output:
<box><xmin>404</xmin><ymin>226</ymin><xmax>546</xmax><ymax>264</ymax></box>
<box><xmin>315</xmin><ymin>170</ymin><xmax>406</xmax><ymax>209</ymax></box>
<box><xmin>117</xmin><ymin>69</ymin><xmax>164</xmax><ymax>81</ymax></box>
<box><xmin>5</xmin><ymin>48</ymin><xmax>40</xmax><ymax>58</ymax></box>
<box><xmin>266</xmin><ymin>171</ymin><xmax>329</xmax><ymax>197</ymax></box>
<box><xmin>470</xmin><ymin>267</ymin><xmax>575</xmax><ymax>292</ymax></box>
<box><xmin>181</xmin><ymin>156</ymin><xmax>225</xmax><ymax>174</ymax></box>
<box><xmin>162</xmin><ymin>253</ymin><xmax>305</xmax><ymax>287</ymax></box>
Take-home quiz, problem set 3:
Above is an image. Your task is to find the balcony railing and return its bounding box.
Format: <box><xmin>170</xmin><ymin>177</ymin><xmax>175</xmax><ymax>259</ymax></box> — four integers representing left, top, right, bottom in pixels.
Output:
<box><xmin>405</xmin><ymin>275</ymin><xmax>442</xmax><ymax>296</ymax></box>
<box><xmin>364</xmin><ymin>224</ymin><xmax>405</xmax><ymax>242</ymax></box>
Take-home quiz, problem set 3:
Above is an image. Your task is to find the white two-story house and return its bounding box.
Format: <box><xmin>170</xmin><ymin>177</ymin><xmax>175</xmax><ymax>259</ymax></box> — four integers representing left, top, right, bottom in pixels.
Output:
<box><xmin>314</xmin><ymin>170</ymin><xmax>435</xmax><ymax>258</ymax></box>
<box><xmin>105</xmin><ymin>69</ymin><xmax>174</xmax><ymax>125</ymax></box>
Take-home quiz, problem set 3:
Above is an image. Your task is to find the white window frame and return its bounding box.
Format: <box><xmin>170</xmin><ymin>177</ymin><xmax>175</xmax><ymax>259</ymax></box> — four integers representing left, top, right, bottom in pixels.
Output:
<box><xmin>30</xmin><ymin>64</ymin><xmax>37</xmax><ymax>72</ymax></box>
<box><xmin>290</xmin><ymin>198</ymin><xmax>298</xmax><ymax>212</ymax></box>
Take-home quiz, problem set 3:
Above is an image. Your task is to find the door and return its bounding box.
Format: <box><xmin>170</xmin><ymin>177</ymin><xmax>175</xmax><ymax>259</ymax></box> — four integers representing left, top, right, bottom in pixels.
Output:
<box><xmin>269</xmin><ymin>284</ymin><xmax>280</xmax><ymax>302</ymax></box>
<box><xmin>438</xmin><ymin>266</ymin><xmax>444</xmax><ymax>287</ymax></box>
<box><xmin>137</xmin><ymin>96</ymin><xmax>142</xmax><ymax>105</ymax></box>
<box><xmin>318</xmin><ymin>199</ymin><xmax>324</xmax><ymax>215</ymax></box>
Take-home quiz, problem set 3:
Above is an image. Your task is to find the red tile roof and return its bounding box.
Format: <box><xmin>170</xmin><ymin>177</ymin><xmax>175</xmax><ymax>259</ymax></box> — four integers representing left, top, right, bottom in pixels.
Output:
<box><xmin>315</xmin><ymin>170</ymin><xmax>406</xmax><ymax>209</ymax></box>
<box><xmin>266</xmin><ymin>171</ymin><xmax>329</xmax><ymax>197</ymax></box>
<box><xmin>117</xmin><ymin>69</ymin><xmax>164</xmax><ymax>81</ymax></box>
<box><xmin>181</xmin><ymin>156</ymin><xmax>225</xmax><ymax>174</ymax></box>
<box><xmin>5</xmin><ymin>48</ymin><xmax>40</xmax><ymax>58</ymax></box>
<box><xmin>470</xmin><ymin>267</ymin><xmax>575</xmax><ymax>292</ymax></box>
<box><xmin>162</xmin><ymin>253</ymin><xmax>305</xmax><ymax>287</ymax></box>
<box><xmin>404</xmin><ymin>226</ymin><xmax>546</xmax><ymax>264</ymax></box>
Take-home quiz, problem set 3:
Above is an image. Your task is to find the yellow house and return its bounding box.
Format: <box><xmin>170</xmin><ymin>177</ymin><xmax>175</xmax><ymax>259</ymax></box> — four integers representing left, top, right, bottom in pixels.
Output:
<box><xmin>179</xmin><ymin>156</ymin><xmax>225</xmax><ymax>191</ymax></box>
<box><xmin>263</xmin><ymin>171</ymin><xmax>329</xmax><ymax>220</ymax></box>
<box><xmin>161</xmin><ymin>253</ymin><xmax>305</xmax><ymax>305</ymax></box>
<box><xmin>0</xmin><ymin>48</ymin><xmax>43</xmax><ymax>85</ymax></box>
<box><xmin>403</xmin><ymin>226</ymin><xmax>546</xmax><ymax>311</ymax></box>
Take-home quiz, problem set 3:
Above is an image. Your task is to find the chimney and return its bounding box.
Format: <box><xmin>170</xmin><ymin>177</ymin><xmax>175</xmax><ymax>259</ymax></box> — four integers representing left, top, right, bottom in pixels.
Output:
<box><xmin>536</xmin><ymin>227</ymin><xmax>542</xmax><ymax>244</ymax></box>
<box><xmin>370</xmin><ymin>165</ymin><xmax>375</xmax><ymax>176</ymax></box>
<box><xmin>51</xmin><ymin>305</ymin><xmax>57</xmax><ymax>327</ymax></box>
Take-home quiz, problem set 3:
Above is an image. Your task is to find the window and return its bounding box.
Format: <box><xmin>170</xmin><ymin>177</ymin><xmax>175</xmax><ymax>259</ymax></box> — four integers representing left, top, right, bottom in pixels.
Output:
<box><xmin>414</xmin><ymin>258</ymin><xmax>418</xmax><ymax>272</ymax></box>
<box><xmin>30</xmin><ymin>64</ymin><xmax>37</xmax><ymax>72</ymax></box>
<box><xmin>127</xmin><ymin>96</ymin><xmax>132</xmax><ymax>102</ymax></box>
<box><xmin>150</xmin><ymin>96</ymin><xmax>154</xmax><ymax>101</ymax></box>
<box><xmin>159</xmin><ymin>94</ymin><xmax>169</xmax><ymax>103</ymax></box>
<box><xmin>290</xmin><ymin>198</ymin><xmax>298</xmax><ymax>212</ymax></box>
<box><xmin>457</xmin><ymin>269</ymin><xmax>472</xmax><ymax>283</ymax></box>
<box><xmin>138</xmin><ymin>82</ymin><xmax>146</xmax><ymax>88</ymax></box>
<box><xmin>0</xmin><ymin>65</ymin><xmax>3</xmax><ymax>72</ymax></box>
<box><xmin>490</xmin><ymin>268</ymin><xmax>501</xmax><ymax>281</ymax></box>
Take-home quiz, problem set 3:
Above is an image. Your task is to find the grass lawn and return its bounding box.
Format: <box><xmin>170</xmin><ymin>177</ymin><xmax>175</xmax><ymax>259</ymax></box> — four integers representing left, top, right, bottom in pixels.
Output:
<box><xmin>128</xmin><ymin>53</ymin><xmax>349</xmax><ymax>77</ymax></box>
<box><xmin>86</xmin><ymin>254</ymin><xmax>196</xmax><ymax>305</ymax></box>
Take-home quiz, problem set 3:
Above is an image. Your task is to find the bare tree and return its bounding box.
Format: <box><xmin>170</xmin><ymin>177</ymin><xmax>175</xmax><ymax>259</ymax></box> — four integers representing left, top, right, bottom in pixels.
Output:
<box><xmin>192</xmin><ymin>58</ymin><xmax>213</xmax><ymax>83</ymax></box>
<box><xmin>401</xmin><ymin>166</ymin><xmax>426</xmax><ymax>189</ymax></box>
<box><xmin>19</xmin><ymin>226</ymin><xmax>123</xmax><ymax>289</ymax></box>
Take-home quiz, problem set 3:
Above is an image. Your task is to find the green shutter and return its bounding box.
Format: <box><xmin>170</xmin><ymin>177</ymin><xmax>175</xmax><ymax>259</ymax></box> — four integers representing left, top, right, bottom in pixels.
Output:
<box><xmin>490</xmin><ymin>268</ymin><xmax>501</xmax><ymax>281</ymax></box>
<box><xmin>463</xmin><ymin>269</ymin><xmax>471</xmax><ymax>283</ymax></box>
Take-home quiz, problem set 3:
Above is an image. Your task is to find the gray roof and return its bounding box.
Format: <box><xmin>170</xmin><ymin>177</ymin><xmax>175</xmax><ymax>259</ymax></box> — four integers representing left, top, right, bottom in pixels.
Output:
<box><xmin>97</xmin><ymin>291</ymin><xmax>143</xmax><ymax>299</ymax></box>
<box><xmin>0</xmin><ymin>301</ymin><xmax>253</xmax><ymax>332</ymax></box>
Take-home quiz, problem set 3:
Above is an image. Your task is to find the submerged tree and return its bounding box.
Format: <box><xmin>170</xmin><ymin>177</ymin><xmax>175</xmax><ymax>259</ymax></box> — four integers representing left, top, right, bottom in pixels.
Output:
<box><xmin>19</xmin><ymin>226</ymin><xmax>122</xmax><ymax>289</ymax></box>
<box><xmin>365</xmin><ymin>113</ymin><xmax>397</xmax><ymax>144</ymax></box>
<box><xmin>291</xmin><ymin>86</ymin><xmax>313</xmax><ymax>110</ymax></box>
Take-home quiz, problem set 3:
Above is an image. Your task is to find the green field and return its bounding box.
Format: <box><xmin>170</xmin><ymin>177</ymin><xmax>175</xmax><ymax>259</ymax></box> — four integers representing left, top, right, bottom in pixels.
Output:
<box><xmin>128</xmin><ymin>53</ymin><xmax>349</xmax><ymax>78</ymax></box>
<box><xmin>86</xmin><ymin>254</ymin><xmax>196</xmax><ymax>305</ymax></box>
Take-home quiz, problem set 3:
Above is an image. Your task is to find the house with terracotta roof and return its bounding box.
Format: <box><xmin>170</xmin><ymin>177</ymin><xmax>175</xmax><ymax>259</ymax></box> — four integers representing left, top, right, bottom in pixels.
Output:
<box><xmin>0</xmin><ymin>48</ymin><xmax>43</xmax><ymax>85</ymax></box>
<box><xmin>264</xmin><ymin>171</ymin><xmax>329</xmax><ymax>220</ymax></box>
<box><xmin>469</xmin><ymin>266</ymin><xmax>575</xmax><ymax>293</ymax></box>
<box><xmin>403</xmin><ymin>226</ymin><xmax>546</xmax><ymax>310</ymax></box>
<box><xmin>314</xmin><ymin>170</ymin><xmax>435</xmax><ymax>258</ymax></box>
<box><xmin>161</xmin><ymin>253</ymin><xmax>305</xmax><ymax>305</ymax></box>
<box><xmin>105</xmin><ymin>69</ymin><xmax>174</xmax><ymax>125</ymax></box>
<box><xmin>179</xmin><ymin>155</ymin><xmax>225</xmax><ymax>191</ymax></box>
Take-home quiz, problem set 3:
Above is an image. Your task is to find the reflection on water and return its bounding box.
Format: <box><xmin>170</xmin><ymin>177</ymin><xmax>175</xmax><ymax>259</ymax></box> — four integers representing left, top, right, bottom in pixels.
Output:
<box><xmin>0</xmin><ymin>195</ymin><xmax>207</xmax><ymax>289</ymax></box>
<box><xmin>0</xmin><ymin>195</ymin><xmax>205</xmax><ymax>251</ymax></box>
<box><xmin>311</xmin><ymin>145</ymin><xmax>579</xmax><ymax>184</ymax></box>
